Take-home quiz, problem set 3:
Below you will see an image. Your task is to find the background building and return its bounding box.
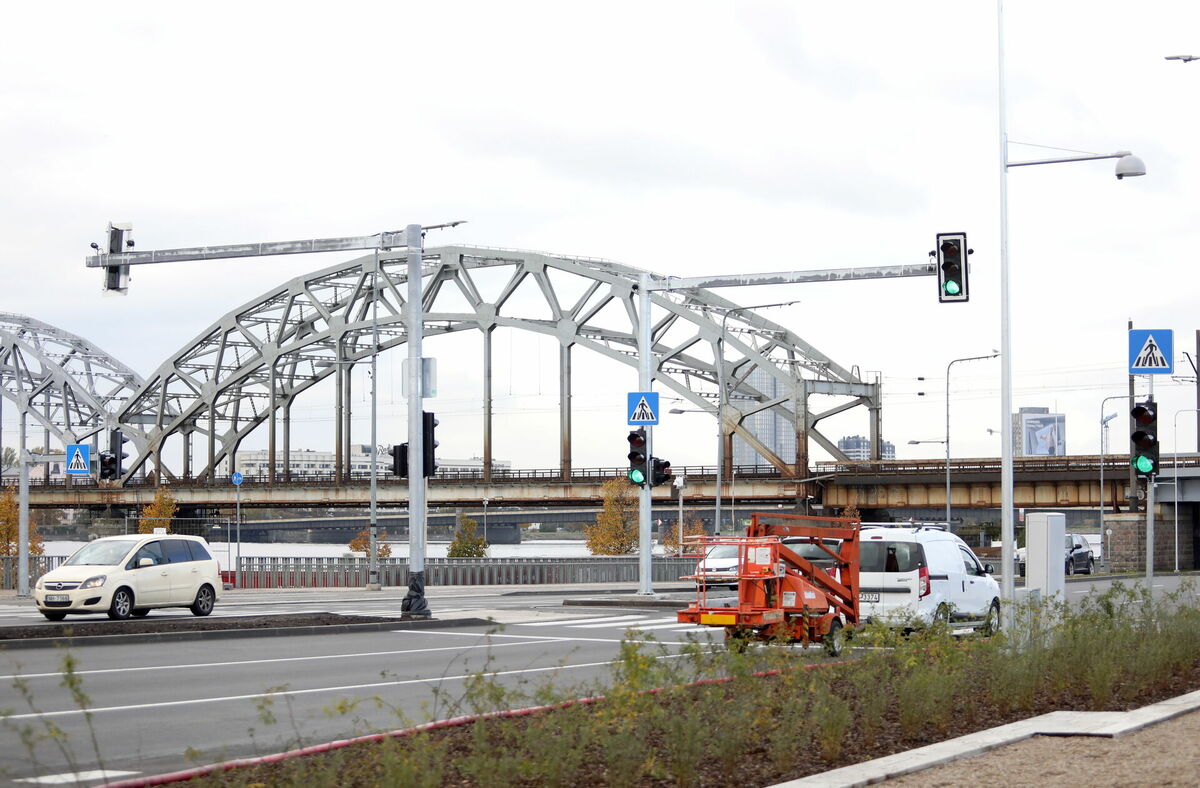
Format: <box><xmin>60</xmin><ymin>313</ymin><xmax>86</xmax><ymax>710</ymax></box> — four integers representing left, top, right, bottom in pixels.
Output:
<box><xmin>234</xmin><ymin>446</ymin><xmax>511</xmax><ymax>478</ymax></box>
<box><xmin>837</xmin><ymin>435</ymin><xmax>895</xmax><ymax>461</ymax></box>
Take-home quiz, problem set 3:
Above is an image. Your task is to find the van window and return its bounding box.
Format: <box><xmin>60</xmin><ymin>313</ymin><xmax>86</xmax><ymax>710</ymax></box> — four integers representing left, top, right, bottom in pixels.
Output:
<box><xmin>861</xmin><ymin>541</ymin><xmax>925</xmax><ymax>573</ymax></box>
<box><xmin>162</xmin><ymin>539</ymin><xmax>194</xmax><ymax>564</ymax></box>
<box><xmin>186</xmin><ymin>540</ymin><xmax>213</xmax><ymax>561</ymax></box>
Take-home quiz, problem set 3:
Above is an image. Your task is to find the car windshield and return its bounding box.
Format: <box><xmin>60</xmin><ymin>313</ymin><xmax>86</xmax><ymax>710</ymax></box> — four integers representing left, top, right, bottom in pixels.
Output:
<box><xmin>63</xmin><ymin>540</ymin><xmax>138</xmax><ymax>567</ymax></box>
<box><xmin>784</xmin><ymin>539</ymin><xmax>841</xmax><ymax>560</ymax></box>
<box><xmin>705</xmin><ymin>545</ymin><xmax>739</xmax><ymax>560</ymax></box>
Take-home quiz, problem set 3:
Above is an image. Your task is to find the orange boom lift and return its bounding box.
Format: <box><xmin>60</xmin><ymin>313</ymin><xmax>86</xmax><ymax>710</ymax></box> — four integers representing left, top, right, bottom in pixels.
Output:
<box><xmin>676</xmin><ymin>513</ymin><xmax>860</xmax><ymax>655</ymax></box>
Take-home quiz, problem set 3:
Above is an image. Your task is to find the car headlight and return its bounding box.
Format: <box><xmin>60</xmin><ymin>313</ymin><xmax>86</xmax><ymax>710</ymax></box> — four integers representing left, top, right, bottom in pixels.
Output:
<box><xmin>79</xmin><ymin>575</ymin><xmax>107</xmax><ymax>590</ymax></box>
<box><xmin>35</xmin><ymin>578</ymin><xmax>44</xmax><ymax>590</ymax></box>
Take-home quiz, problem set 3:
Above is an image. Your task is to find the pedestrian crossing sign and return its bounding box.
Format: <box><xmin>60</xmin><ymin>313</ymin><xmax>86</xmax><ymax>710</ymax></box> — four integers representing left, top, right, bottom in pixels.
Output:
<box><xmin>1128</xmin><ymin>329</ymin><xmax>1173</xmax><ymax>375</ymax></box>
<box><xmin>627</xmin><ymin>391</ymin><xmax>659</xmax><ymax>425</ymax></box>
<box><xmin>66</xmin><ymin>444</ymin><xmax>91</xmax><ymax>475</ymax></box>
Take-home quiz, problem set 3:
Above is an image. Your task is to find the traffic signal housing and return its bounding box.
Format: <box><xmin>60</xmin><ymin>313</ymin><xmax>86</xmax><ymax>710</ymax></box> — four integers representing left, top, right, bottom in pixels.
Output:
<box><xmin>103</xmin><ymin>222</ymin><xmax>132</xmax><ymax>294</ymax></box>
<box><xmin>1130</xmin><ymin>400</ymin><xmax>1160</xmax><ymax>477</ymax></box>
<box><xmin>651</xmin><ymin>457</ymin><xmax>672</xmax><ymax>487</ymax></box>
<box><xmin>936</xmin><ymin>232</ymin><xmax>970</xmax><ymax>303</ymax></box>
<box><xmin>98</xmin><ymin>451</ymin><xmax>118</xmax><ymax>481</ymax></box>
<box><xmin>626</xmin><ymin>428</ymin><xmax>648</xmax><ymax>486</ymax></box>
<box><xmin>422</xmin><ymin>411</ymin><xmax>438</xmax><ymax>477</ymax></box>
<box><xmin>108</xmin><ymin>429</ymin><xmax>129</xmax><ymax>479</ymax></box>
<box><xmin>391</xmin><ymin>443</ymin><xmax>408</xmax><ymax>477</ymax></box>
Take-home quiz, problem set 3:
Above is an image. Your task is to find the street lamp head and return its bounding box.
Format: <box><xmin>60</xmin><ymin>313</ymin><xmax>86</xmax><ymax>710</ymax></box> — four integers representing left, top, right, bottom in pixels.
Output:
<box><xmin>1115</xmin><ymin>154</ymin><xmax>1146</xmax><ymax>180</ymax></box>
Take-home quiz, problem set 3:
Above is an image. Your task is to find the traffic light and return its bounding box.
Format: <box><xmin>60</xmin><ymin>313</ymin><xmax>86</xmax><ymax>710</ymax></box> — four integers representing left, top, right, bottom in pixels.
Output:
<box><xmin>98</xmin><ymin>451</ymin><xmax>118</xmax><ymax>480</ymax></box>
<box><xmin>1130</xmin><ymin>400</ymin><xmax>1160</xmax><ymax>477</ymax></box>
<box><xmin>397</xmin><ymin>443</ymin><xmax>409</xmax><ymax>477</ymax></box>
<box><xmin>103</xmin><ymin>222</ymin><xmax>132</xmax><ymax>294</ymax></box>
<box><xmin>626</xmin><ymin>428</ymin><xmax>648</xmax><ymax>486</ymax></box>
<box><xmin>108</xmin><ymin>429</ymin><xmax>129</xmax><ymax>478</ymax></box>
<box><xmin>935</xmin><ymin>232</ymin><xmax>970</xmax><ymax>303</ymax></box>
<box><xmin>651</xmin><ymin>457</ymin><xmax>672</xmax><ymax>487</ymax></box>
<box><xmin>422</xmin><ymin>411</ymin><xmax>438</xmax><ymax>477</ymax></box>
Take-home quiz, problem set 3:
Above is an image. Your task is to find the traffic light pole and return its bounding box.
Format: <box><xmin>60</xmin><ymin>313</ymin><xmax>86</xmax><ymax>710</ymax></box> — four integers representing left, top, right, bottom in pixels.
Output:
<box><xmin>402</xmin><ymin>225</ymin><xmax>432</xmax><ymax>619</ymax></box>
<box><xmin>637</xmin><ymin>273</ymin><xmax>654</xmax><ymax>595</ymax></box>
<box><xmin>1146</xmin><ymin>377</ymin><xmax>1156</xmax><ymax>598</ymax></box>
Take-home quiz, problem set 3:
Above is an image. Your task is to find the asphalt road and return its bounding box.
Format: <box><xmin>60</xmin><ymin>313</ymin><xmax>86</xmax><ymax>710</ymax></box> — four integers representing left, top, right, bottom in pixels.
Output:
<box><xmin>0</xmin><ymin>587</ymin><xmax>729</xmax><ymax>786</ymax></box>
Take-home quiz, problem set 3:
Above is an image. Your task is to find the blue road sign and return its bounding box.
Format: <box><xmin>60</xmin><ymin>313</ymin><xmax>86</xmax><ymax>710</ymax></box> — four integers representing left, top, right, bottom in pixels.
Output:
<box><xmin>1128</xmin><ymin>329</ymin><xmax>1174</xmax><ymax>375</ymax></box>
<box><xmin>627</xmin><ymin>391</ymin><xmax>660</xmax><ymax>425</ymax></box>
<box><xmin>65</xmin><ymin>444</ymin><xmax>90</xmax><ymax>476</ymax></box>
<box><xmin>231</xmin><ymin>472</ymin><xmax>244</xmax><ymax>486</ymax></box>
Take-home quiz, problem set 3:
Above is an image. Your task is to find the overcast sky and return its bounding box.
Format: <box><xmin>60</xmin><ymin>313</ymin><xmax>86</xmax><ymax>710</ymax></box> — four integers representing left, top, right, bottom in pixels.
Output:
<box><xmin>3</xmin><ymin>2</ymin><xmax>1199</xmax><ymax>472</ymax></box>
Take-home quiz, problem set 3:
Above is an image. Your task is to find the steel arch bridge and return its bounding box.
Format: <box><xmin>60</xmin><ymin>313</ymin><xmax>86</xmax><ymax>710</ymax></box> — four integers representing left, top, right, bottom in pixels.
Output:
<box><xmin>6</xmin><ymin>246</ymin><xmax>882</xmax><ymax>486</ymax></box>
<box><xmin>0</xmin><ymin>312</ymin><xmax>146</xmax><ymax>453</ymax></box>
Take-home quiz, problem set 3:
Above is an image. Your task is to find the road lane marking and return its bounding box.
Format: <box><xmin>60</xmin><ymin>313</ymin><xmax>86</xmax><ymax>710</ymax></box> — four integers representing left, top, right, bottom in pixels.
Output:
<box><xmin>519</xmin><ymin>614</ymin><xmax>656</xmax><ymax>627</ymax></box>
<box><xmin>0</xmin><ymin>639</ymin><xmax>560</xmax><ymax>681</ymax></box>
<box><xmin>2</xmin><ymin>657</ymin><xmax>640</xmax><ymax>722</ymax></box>
<box><xmin>567</xmin><ymin>616</ymin><xmax>659</xmax><ymax>629</ymax></box>
<box><xmin>14</xmin><ymin>769</ymin><xmax>140</xmax><ymax>784</ymax></box>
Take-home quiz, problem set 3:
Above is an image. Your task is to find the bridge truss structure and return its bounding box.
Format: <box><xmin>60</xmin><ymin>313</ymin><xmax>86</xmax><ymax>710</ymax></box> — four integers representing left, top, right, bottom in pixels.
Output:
<box><xmin>3</xmin><ymin>246</ymin><xmax>882</xmax><ymax>489</ymax></box>
<box><xmin>0</xmin><ymin>313</ymin><xmax>146</xmax><ymax>465</ymax></box>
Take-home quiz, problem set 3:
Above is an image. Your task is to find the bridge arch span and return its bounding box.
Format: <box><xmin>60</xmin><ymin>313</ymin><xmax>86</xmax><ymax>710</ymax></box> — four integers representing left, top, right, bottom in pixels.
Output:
<box><xmin>119</xmin><ymin>246</ymin><xmax>881</xmax><ymax>485</ymax></box>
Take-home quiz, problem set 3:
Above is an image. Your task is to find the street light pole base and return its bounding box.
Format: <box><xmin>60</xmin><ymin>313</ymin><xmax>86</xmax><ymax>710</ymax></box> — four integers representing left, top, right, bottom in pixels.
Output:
<box><xmin>401</xmin><ymin>571</ymin><xmax>431</xmax><ymax>618</ymax></box>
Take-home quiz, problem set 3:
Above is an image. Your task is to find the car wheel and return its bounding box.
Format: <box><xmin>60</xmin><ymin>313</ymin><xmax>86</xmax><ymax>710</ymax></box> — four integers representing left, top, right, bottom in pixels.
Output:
<box><xmin>131</xmin><ymin>609</ymin><xmax>150</xmax><ymax>618</ymax></box>
<box><xmin>823</xmin><ymin>618</ymin><xmax>845</xmax><ymax>657</ymax></box>
<box><xmin>1066</xmin><ymin>560</ymin><xmax>1075</xmax><ymax>576</ymax></box>
<box><xmin>42</xmin><ymin>611</ymin><xmax>67</xmax><ymax>621</ymax></box>
<box><xmin>107</xmin><ymin>588</ymin><xmax>134</xmax><ymax>620</ymax></box>
<box><xmin>190</xmin><ymin>584</ymin><xmax>215</xmax><ymax>617</ymax></box>
<box><xmin>1086</xmin><ymin>558</ymin><xmax>1095</xmax><ymax>575</ymax></box>
<box><xmin>979</xmin><ymin>599</ymin><xmax>1001</xmax><ymax>637</ymax></box>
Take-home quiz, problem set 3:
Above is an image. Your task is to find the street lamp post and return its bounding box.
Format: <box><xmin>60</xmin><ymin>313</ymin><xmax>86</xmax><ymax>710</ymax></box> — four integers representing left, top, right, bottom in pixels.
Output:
<box><xmin>945</xmin><ymin>354</ymin><xmax>1000</xmax><ymax>530</ymax></box>
<box><xmin>909</xmin><ymin>439</ymin><xmax>947</xmax><ymax>523</ymax></box>
<box><xmin>996</xmin><ymin>0</ymin><xmax>1146</xmax><ymax>617</ymax></box>
<box><xmin>1098</xmin><ymin>394</ymin><xmax>1128</xmax><ymax>570</ymax></box>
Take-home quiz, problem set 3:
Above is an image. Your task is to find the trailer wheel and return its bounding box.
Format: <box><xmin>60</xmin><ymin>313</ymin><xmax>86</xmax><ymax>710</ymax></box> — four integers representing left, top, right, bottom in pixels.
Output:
<box><xmin>823</xmin><ymin>618</ymin><xmax>845</xmax><ymax>657</ymax></box>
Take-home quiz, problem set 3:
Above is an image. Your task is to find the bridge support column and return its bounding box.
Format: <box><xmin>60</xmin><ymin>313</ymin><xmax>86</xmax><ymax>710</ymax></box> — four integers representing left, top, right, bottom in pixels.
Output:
<box><xmin>560</xmin><ymin>342</ymin><xmax>572</xmax><ymax>481</ymax></box>
<box><xmin>483</xmin><ymin>327</ymin><xmax>493</xmax><ymax>483</ymax></box>
<box><xmin>282</xmin><ymin>399</ymin><xmax>291</xmax><ymax>483</ymax></box>
<box><xmin>342</xmin><ymin>363</ymin><xmax>353</xmax><ymax>480</ymax></box>
<box><xmin>335</xmin><ymin>353</ymin><xmax>344</xmax><ymax>484</ymax></box>
<box><xmin>268</xmin><ymin>364</ymin><xmax>277</xmax><ymax>485</ymax></box>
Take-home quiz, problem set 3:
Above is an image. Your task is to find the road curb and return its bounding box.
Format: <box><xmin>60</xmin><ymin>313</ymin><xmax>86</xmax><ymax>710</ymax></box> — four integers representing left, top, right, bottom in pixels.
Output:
<box><xmin>0</xmin><ymin>616</ymin><xmax>495</xmax><ymax>651</ymax></box>
<box><xmin>774</xmin><ymin>688</ymin><xmax>1200</xmax><ymax>787</ymax></box>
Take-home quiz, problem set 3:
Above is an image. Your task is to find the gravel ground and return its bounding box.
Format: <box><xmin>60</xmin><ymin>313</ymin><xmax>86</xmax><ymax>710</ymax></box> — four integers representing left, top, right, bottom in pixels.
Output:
<box><xmin>881</xmin><ymin>710</ymin><xmax>1200</xmax><ymax>787</ymax></box>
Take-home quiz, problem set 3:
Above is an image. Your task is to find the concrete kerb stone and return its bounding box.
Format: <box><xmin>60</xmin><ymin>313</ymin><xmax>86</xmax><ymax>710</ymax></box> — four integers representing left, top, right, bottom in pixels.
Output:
<box><xmin>773</xmin><ymin>688</ymin><xmax>1200</xmax><ymax>788</ymax></box>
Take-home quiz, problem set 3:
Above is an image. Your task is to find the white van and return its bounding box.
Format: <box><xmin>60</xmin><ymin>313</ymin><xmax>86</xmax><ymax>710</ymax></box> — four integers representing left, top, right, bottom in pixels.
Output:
<box><xmin>857</xmin><ymin>526</ymin><xmax>1000</xmax><ymax>633</ymax></box>
<box><xmin>34</xmin><ymin>534</ymin><xmax>221</xmax><ymax>621</ymax></box>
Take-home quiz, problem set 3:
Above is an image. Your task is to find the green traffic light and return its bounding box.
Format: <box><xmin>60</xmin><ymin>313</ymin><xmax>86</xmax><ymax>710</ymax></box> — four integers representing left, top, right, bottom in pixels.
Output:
<box><xmin>943</xmin><ymin>281</ymin><xmax>961</xmax><ymax>296</ymax></box>
<box><xmin>628</xmin><ymin>469</ymin><xmax>646</xmax><ymax>484</ymax></box>
<box><xmin>1133</xmin><ymin>455</ymin><xmax>1156</xmax><ymax>474</ymax></box>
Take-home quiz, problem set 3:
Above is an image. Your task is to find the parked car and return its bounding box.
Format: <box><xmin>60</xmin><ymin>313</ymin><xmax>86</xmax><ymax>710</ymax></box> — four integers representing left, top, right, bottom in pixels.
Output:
<box><xmin>857</xmin><ymin>525</ymin><xmax>1000</xmax><ymax>633</ymax></box>
<box><xmin>1065</xmin><ymin>534</ymin><xmax>1095</xmax><ymax>575</ymax></box>
<box><xmin>34</xmin><ymin>534</ymin><xmax>221</xmax><ymax>621</ymax></box>
<box><xmin>695</xmin><ymin>544</ymin><xmax>740</xmax><ymax>590</ymax></box>
<box><xmin>696</xmin><ymin>536</ymin><xmax>843</xmax><ymax>591</ymax></box>
<box><xmin>1018</xmin><ymin>533</ymin><xmax>1095</xmax><ymax>576</ymax></box>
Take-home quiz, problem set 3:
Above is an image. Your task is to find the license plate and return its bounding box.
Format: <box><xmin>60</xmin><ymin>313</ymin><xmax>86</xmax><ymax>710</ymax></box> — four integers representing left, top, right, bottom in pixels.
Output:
<box><xmin>45</xmin><ymin>594</ymin><xmax>69</xmax><ymax>602</ymax></box>
<box><xmin>859</xmin><ymin>592</ymin><xmax>880</xmax><ymax>603</ymax></box>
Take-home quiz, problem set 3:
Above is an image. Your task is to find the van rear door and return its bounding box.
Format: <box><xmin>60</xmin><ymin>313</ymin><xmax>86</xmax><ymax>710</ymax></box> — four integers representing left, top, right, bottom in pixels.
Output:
<box><xmin>858</xmin><ymin>539</ymin><xmax>927</xmax><ymax>623</ymax></box>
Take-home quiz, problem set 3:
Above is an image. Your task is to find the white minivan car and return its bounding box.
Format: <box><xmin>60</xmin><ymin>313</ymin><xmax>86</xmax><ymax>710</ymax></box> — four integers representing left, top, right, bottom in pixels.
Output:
<box><xmin>34</xmin><ymin>534</ymin><xmax>221</xmax><ymax>621</ymax></box>
<box><xmin>857</xmin><ymin>526</ymin><xmax>1000</xmax><ymax>633</ymax></box>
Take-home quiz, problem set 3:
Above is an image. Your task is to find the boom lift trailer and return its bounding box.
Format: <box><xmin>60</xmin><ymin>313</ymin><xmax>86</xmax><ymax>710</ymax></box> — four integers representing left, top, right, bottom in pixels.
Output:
<box><xmin>677</xmin><ymin>513</ymin><xmax>861</xmax><ymax>656</ymax></box>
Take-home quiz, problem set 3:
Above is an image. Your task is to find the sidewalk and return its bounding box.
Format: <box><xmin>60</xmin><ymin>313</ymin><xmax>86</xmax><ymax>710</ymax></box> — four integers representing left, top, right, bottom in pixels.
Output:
<box><xmin>781</xmin><ymin>690</ymin><xmax>1200</xmax><ymax>787</ymax></box>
